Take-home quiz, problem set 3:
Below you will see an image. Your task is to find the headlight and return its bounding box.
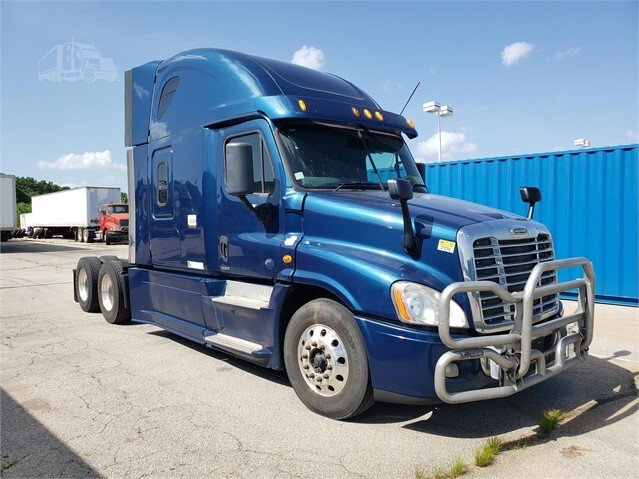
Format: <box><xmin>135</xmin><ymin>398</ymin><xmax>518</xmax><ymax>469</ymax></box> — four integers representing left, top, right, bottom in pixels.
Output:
<box><xmin>391</xmin><ymin>281</ymin><xmax>469</xmax><ymax>328</ymax></box>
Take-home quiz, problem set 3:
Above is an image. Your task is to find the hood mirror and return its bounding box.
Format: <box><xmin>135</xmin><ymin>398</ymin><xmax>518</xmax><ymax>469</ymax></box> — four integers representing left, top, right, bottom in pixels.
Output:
<box><xmin>388</xmin><ymin>179</ymin><xmax>419</xmax><ymax>256</ymax></box>
<box><xmin>520</xmin><ymin>186</ymin><xmax>541</xmax><ymax>220</ymax></box>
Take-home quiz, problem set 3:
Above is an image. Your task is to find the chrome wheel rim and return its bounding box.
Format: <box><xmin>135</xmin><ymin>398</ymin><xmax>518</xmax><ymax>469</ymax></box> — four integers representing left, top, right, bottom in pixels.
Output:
<box><xmin>77</xmin><ymin>268</ymin><xmax>89</xmax><ymax>302</ymax></box>
<box><xmin>297</xmin><ymin>324</ymin><xmax>349</xmax><ymax>397</ymax></box>
<box><xmin>83</xmin><ymin>229</ymin><xmax>88</xmax><ymax>242</ymax></box>
<box><xmin>100</xmin><ymin>274</ymin><xmax>115</xmax><ymax>311</ymax></box>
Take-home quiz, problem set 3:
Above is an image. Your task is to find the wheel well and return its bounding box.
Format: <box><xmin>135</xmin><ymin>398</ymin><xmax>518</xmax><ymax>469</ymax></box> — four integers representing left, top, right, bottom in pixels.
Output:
<box><xmin>278</xmin><ymin>284</ymin><xmax>347</xmax><ymax>360</ymax></box>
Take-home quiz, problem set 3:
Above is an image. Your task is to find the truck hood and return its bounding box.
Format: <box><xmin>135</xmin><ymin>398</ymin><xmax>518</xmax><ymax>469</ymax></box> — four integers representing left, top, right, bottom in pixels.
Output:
<box><xmin>304</xmin><ymin>190</ymin><xmax>523</xmax><ymax>239</ymax></box>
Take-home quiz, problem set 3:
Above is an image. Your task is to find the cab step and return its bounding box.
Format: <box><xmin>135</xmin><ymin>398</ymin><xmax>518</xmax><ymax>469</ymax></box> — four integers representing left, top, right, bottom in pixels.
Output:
<box><xmin>210</xmin><ymin>295</ymin><xmax>270</xmax><ymax>310</ymax></box>
<box><xmin>204</xmin><ymin>332</ymin><xmax>272</xmax><ymax>364</ymax></box>
<box><xmin>209</xmin><ymin>281</ymin><xmax>273</xmax><ymax>310</ymax></box>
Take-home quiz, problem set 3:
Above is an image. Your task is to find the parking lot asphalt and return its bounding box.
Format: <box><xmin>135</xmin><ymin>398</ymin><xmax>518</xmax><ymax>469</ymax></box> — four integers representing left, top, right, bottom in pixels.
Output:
<box><xmin>1</xmin><ymin>238</ymin><xmax>637</xmax><ymax>479</ymax></box>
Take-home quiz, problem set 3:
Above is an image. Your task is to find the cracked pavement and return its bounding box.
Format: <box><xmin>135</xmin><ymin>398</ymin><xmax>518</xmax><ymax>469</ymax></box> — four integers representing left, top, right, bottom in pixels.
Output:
<box><xmin>1</xmin><ymin>238</ymin><xmax>637</xmax><ymax>478</ymax></box>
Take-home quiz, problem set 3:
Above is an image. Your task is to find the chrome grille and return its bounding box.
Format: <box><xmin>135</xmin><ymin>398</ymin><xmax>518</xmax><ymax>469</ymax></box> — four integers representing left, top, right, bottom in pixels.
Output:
<box><xmin>472</xmin><ymin>234</ymin><xmax>559</xmax><ymax>327</ymax></box>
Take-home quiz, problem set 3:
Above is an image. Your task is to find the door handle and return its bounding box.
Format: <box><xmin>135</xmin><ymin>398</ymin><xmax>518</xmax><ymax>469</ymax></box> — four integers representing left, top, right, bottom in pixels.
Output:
<box><xmin>219</xmin><ymin>235</ymin><xmax>229</xmax><ymax>262</ymax></box>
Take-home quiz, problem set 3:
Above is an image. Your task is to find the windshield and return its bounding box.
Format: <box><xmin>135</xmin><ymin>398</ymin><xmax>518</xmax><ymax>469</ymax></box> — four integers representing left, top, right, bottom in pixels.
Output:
<box><xmin>278</xmin><ymin>124</ymin><xmax>426</xmax><ymax>191</ymax></box>
<box><xmin>107</xmin><ymin>205</ymin><xmax>129</xmax><ymax>214</ymax></box>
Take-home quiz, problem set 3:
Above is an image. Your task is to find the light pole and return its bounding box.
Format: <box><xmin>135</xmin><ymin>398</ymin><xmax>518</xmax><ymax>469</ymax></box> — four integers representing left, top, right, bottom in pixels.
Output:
<box><xmin>573</xmin><ymin>138</ymin><xmax>591</xmax><ymax>148</ymax></box>
<box><xmin>423</xmin><ymin>101</ymin><xmax>454</xmax><ymax>162</ymax></box>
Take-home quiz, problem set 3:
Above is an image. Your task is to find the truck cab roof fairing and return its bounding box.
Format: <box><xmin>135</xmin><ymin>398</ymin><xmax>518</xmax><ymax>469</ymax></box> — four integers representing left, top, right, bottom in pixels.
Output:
<box><xmin>144</xmin><ymin>48</ymin><xmax>417</xmax><ymax>142</ymax></box>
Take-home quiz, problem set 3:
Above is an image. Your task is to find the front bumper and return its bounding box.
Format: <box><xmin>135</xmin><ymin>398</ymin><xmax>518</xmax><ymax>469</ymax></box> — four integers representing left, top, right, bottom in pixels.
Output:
<box><xmin>434</xmin><ymin>258</ymin><xmax>595</xmax><ymax>403</ymax></box>
<box><xmin>107</xmin><ymin>229</ymin><xmax>128</xmax><ymax>239</ymax></box>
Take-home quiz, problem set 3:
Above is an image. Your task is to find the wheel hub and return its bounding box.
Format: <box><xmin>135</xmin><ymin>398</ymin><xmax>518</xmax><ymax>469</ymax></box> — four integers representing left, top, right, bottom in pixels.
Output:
<box><xmin>310</xmin><ymin>349</ymin><xmax>328</xmax><ymax>373</ymax></box>
<box><xmin>100</xmin><ymin>275</ymin><xmax>115</xmax><ymax>312</ymax></box>
<box><xmin>297</xmin><ymin>324</ymin><xmax>349</xmax><ymax>397</ymax></box>
<box><xmin>77</xmin><ymin>268</ymin><xmax>89</xmax><ymax>302</ymax></box>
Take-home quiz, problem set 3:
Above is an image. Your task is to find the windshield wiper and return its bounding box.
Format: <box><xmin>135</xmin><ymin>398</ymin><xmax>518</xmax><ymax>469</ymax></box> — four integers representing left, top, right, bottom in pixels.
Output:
<box><xmin>333</xmin><ymin>181</ymin><xmax>382</xmax><ymax>192</ymax></box>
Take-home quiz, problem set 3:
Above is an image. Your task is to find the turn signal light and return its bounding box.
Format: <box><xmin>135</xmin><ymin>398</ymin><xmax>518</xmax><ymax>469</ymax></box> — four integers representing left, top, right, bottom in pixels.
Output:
<box><xmin>298</xmin><ymin>99</ymin><xmax>307</xmax><ymax>111</ymax></box>
<box><xmin>363</xmin><ymin>108</ymin><xmax>373</xmax><ymax>119</ymax></box>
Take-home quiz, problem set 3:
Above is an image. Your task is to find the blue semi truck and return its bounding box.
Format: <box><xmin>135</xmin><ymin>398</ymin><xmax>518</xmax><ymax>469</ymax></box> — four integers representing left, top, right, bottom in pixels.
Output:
<box><xmin>74</xmin><ymin>49</ymin><xmax>595</xmax><ymax>419</ymax></box>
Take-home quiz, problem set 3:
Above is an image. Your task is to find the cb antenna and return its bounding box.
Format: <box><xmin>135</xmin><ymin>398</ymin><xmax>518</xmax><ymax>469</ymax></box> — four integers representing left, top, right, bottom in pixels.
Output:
<box><xmin>399</xmin><ymin>81</ymin><xmax>420</xmax><ymax>116</ymax></box>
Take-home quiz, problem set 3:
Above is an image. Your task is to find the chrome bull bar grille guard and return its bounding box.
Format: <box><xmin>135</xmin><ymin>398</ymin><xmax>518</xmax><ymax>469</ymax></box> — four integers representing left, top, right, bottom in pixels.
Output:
<box><xmin>434</xmin><ymin>258</ymin><xmax>595</xmax><ymax>404</ymax></box>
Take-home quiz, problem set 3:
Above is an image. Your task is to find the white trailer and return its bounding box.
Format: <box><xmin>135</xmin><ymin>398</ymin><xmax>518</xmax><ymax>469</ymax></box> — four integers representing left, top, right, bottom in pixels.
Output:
<box><xmin>20</xmin><ymin>212</ymin><xmax>33</xmax><ymax>229</ymax></box>
<box><xmin>1</xmin><ymin>174</ymin><xmax>17</xmax><ymax>242</ymax></box>
<box><xmin>30</xmin><ymin>186</ymin><xmax>121</xmax><ymax>242</ymax></box>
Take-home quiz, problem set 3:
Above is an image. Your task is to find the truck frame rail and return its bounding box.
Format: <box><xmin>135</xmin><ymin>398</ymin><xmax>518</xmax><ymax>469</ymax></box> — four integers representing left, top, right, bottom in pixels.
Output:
<box><xmin>434</xmin><ymin>258</ymin><xmax>595</xmax><ymax>403</ymax></box>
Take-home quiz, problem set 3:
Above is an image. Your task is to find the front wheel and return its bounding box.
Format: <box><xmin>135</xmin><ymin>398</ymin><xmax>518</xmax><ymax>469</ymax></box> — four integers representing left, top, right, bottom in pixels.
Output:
<box><xmin>283</xmin><ymin>298</ymin><xmax>374</xmax><ymax>420</ymax></box>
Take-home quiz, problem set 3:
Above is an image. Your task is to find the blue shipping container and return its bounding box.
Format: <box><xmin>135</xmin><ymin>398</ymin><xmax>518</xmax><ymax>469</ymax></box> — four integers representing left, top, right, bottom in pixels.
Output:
<box><xmin>425</xmin><ymin>144</ymin><xmax>638</xmax><ymax>306</ymax></box>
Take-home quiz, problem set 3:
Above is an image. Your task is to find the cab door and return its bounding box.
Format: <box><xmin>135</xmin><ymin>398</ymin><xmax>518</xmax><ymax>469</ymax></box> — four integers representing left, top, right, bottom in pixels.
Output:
<box><xmin>149</xmin><ymin>146</ymin><xmax>181</xmax><ymax>266</ymax></box>
<box><xmin>217</xmin><ymin>119</ymin><xmax>283</xmax><ymax>279</ymax></box>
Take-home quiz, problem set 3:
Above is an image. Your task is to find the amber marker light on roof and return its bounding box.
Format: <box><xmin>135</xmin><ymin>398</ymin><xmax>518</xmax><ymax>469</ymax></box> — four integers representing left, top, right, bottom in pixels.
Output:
<box><xmin>407</xmin><ymin>119</ymin><xmax>415</xmax><ymax>128</ymax></box>
<box><xmin>298</xmin><ymin>99</ymin><xmax>307</xmax><ymax>111</ymax></box>
<box><xmin>374</xmin><ymin>111</ymin><xmax>384</xmax><ymax>121</ymax></box>
<box><xmin>352</xmin><ymin>107</ymin><xmax>360</xmax><ymax>117</ymax></box>
<box><xmin>363</xmin><ymin>108</ymin><xmax>373</xmax><ymax>119</ymax></box>
<box><xmin>282</xmin><ymin>254</ymin><xmax>293</xmax><ymax>264</ymax></box>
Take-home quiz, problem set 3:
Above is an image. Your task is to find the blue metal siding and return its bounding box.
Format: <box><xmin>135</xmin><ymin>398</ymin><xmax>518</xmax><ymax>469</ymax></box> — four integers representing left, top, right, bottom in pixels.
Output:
<box><xmin>425</xmin><ymin>144</ymin><xmax>639</xmax><ymax>306</ymax></box>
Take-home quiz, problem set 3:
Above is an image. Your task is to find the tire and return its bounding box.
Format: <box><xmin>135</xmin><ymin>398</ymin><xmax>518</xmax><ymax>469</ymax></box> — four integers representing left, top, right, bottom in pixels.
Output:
<box><xmin>99</xmin><ymin>255</ymin><xmax>119</xmax><ymax>263</ymax></box>
<box><xmin>82</xmin><ymin>228</ymin><xmax>89</xmax><ymax>243</ymax></box>
<box><xmin>283</xmin><ymin>298</ymin><xmax>374</xmax><ymax>420</ymax></box>
<box><xmin>97</xmin><ymin>261</ymin><xmax>130</xmax><ymax>324</ymax></box>
<box><xmin>83</xmin><ymin>67</ymin><xmax>95</xmax><ymax>82</ymax></box>
<box><xmin>76</xmin><ymin>257</ymin><xmax>102</xmax><ymax>312</ymax></box>
<box><xmin>105</xmin><ymin>232</ymin><xmax>111</xmax><ymax>245</ymax></box>
<box><xmin>87</xmin><ymin>230</ymin><xmax>95</xmax><ymax>243</ymax></box>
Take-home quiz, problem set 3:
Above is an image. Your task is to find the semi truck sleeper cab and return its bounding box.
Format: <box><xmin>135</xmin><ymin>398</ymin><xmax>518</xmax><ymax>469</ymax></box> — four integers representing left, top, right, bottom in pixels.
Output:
<box><xmin>73</xmin><ymin>48</ymin><xmax>595</xmax><ymax>419</ymax></box>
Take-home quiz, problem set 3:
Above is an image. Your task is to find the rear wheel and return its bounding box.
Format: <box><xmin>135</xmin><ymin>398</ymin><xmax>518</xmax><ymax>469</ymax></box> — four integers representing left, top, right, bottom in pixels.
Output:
<box><xmin>283</xmin><ymin>298</ymin><xmax>374</xmax><ymax>420</ymax></box>
<box><xmin>105</xmin><ymin>231</ymin><xmax>111</xmax><ymax>245</ymax></box>
<box><xmin>98</xmin><ymin>261</ymin><xmax>130</xmax><ymax>324</ymax></box>
<box><xmin>76</xmin><ymin>257</ymin><xmax>101</xmax><ymax>312</ymax></box>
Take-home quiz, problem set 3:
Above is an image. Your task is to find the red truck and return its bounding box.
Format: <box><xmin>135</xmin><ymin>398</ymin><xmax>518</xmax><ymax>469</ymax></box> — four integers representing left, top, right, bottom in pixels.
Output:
<box><xmin>98</xmin><ymin>203</ymin><xmax>129</xmax><ymax>244</ymax></box>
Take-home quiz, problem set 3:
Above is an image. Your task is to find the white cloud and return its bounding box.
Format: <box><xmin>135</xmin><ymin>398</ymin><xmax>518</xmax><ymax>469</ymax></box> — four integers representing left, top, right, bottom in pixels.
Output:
<box><xmin>627</xmin><ymin>130</ymin><xmax>638</xmax><ymax>142</ymax></box>
<box><xmin>554</xmin><ymin>46</ymin><xmax>582</xmax><ymax>61</ymax></box>
<box><xmin>37</xmin><ymin>149</ymin><xmax>126</xmax><ymax>172</ymax></box>
<box><xmin>415</xmin><ymin>131</ymin><xmax>477</xmax><ymax>163</ymax></box>
<box><xmin>501</xmin><ymin>42</ymin><xmax>534</xmax><ymax>66</ymax></box>
<box><xmin>291</xmin><ymin>45</ymin><xmax>325</xmax><ymax>70</ymax></box>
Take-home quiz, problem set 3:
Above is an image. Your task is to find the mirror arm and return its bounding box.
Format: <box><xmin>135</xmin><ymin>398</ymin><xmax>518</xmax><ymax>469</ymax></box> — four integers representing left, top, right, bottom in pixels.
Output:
<box><xmin>526</xmin><ymin>203</ymin><xmax>535</xmax><ymax>221</ymax></box>
<box><xmin>399</xmin><ymin>199</ymin><xmax>419</xmax><ymax>256</ymax></box>
<box><xmin>239</xmin><ymin>195</ymin><xmax>272</xmax><ymax>223</ymax></box>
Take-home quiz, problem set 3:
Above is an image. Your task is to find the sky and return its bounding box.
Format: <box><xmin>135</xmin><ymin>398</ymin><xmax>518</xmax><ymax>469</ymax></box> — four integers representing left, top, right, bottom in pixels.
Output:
<box><xmin>1</xmin><ymin>0</ymin><xmax>637</xmax><ymax>193</ymax></box>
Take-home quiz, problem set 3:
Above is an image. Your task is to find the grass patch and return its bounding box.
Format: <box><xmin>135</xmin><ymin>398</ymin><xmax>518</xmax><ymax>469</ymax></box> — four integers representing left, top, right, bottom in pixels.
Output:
<box><xmin>538</xmin><ymin>409</ymin><xmax>565</xmax><ymax>435</ymax></box>
<box><xmin>415</xmin><ymin>466</ymin><xmax>428</xmax><ymax>479</ymax></box>
<box><xmin>474</xmin><ymin>437</ymin><xmax>503</xmax><ymax>467</ymax></box>
<box><xmin>448</xmin><ymin>457</ymin><xmax>469</xmax><ymax>478</ymax></box>
<box><xmin>416</xmin><ymin>457</ymin><xmax>469</xmax><ymax>479</ymax></box>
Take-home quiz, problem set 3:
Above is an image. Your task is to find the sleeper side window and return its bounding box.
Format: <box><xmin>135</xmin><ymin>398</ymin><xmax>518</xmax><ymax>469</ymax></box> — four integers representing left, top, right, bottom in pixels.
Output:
<box><xmin>157</xmin><ymin>162</ymin><xmax>169</xmax><ymax>206</ymax></box>
<box><xmin>157</xmin><ymin>77</ymin><xmax>180</xmax><ymax>120</ymax></box>
<box><xmin>225</xmin><ymin>133</ymin><xmax>275</xmax><ymax>194</ymax></box>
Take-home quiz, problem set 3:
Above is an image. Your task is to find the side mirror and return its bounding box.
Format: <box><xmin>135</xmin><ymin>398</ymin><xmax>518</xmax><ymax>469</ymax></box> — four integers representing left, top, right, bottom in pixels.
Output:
<box><xmin>388</xmin><ymin>179</ymin><xmax>419</xmax><ymax>256</ymax></box>
<box><xmin>225</xmin><ymin>141</ymin><xmax>271</xmax><ymax>223</ymax></box>
<box><xmin>519</xmin><ymin>186</ymin><xmax>541</xmax><ymax>220</ymax></box>
<box><xmin>225</xmin><ymin>142</ymin><xmax>255</xmax><ymax>196</ymax></box>
<box><xmin>388</xmin><ymin>178</ymin><xmax>413</xmax><ymax>201</ymax></box>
